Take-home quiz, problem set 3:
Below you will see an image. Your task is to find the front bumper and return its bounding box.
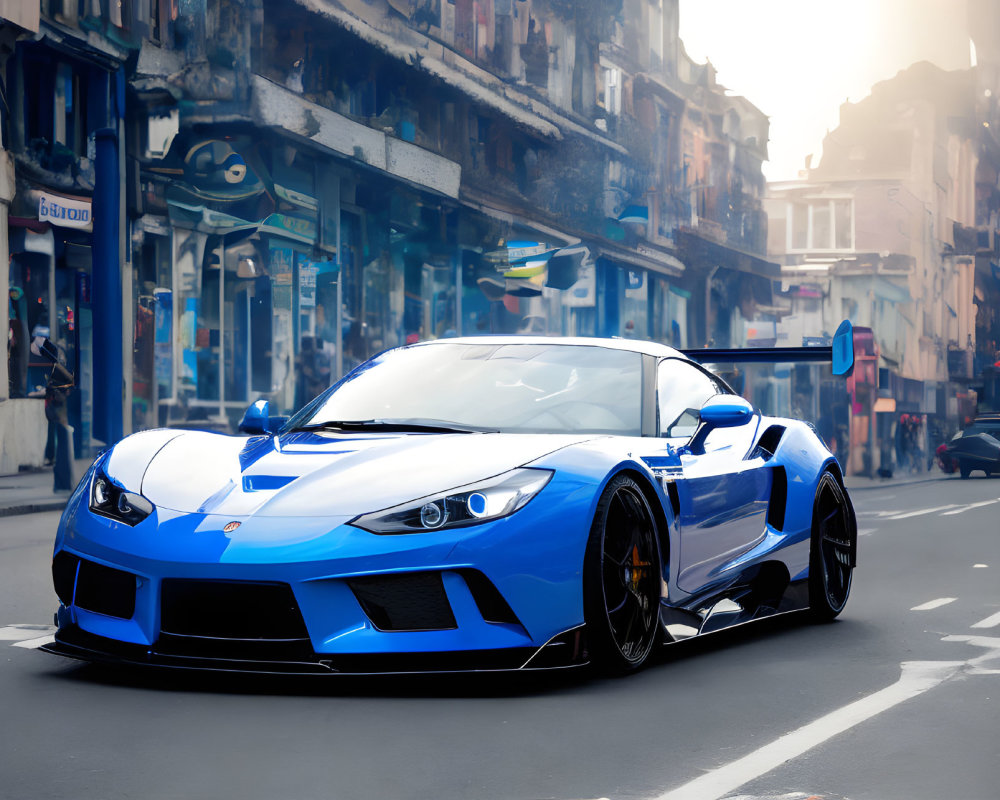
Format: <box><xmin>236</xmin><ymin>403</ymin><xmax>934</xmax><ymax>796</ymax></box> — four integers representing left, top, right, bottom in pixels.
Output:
<box><xmin>48</xmin><ymin>485</ymin><xmax>594</xmax><ymax>673</ymax></box>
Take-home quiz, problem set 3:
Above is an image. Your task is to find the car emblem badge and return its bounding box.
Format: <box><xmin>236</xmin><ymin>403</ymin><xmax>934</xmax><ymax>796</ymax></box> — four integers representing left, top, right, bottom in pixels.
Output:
<box><xmin>223</xmin><ymin>521</ymin><xmax>241</xmax><ymax>533</ymax></box>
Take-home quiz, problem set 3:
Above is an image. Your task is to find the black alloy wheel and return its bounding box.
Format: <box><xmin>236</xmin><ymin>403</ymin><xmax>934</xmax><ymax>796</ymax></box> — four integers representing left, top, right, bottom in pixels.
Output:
<box><xmin>584</xmin><ymin>474</ymin><xmax>663</xmax><ymax>673</ymax></box>
<box><xmin>959</xmin><ymin>460</ymin><xmax>971</xmax><ymax>479</ymax></box>
<box><xmin>808</xmin><ymin>472</ymin><xmax>856</xmax><ymax>621</ymax></box>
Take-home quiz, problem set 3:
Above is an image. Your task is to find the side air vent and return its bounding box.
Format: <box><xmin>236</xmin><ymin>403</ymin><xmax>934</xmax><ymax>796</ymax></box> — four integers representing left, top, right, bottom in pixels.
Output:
<box><xmin>666</xmin><ymin>481</ymin><xmax>681</xmax><ymax>520</ymax></box>
<box><xmin>458</xmin><ymin>569</ymin><xmax>522</xmax><ymax>626</ymax></box>
<box><xmin>750</xmin><ymin>425</ymin><xmax>786</xmax><ymax>461</ymax></box>
<box><xmin>767</xmin><ymin>466</ymin><xmax>788</xmax><ymax>531</ymax></box>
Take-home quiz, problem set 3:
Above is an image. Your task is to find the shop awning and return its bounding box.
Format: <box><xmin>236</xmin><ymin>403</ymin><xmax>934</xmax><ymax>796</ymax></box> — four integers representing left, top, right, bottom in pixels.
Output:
<box><xmin>676</xmin><ymin>229</ymin><xmax>780</xmax><ymax>279</ymax></box>
<box><xmin>167</xmin><ymin>200</ymin><xmax>317</xmax><ymax>245</ymax></box>
<box><xmin>592</xmin><ymin>241</ymin><xmax>685</xmax><ymax>279</ymax></box>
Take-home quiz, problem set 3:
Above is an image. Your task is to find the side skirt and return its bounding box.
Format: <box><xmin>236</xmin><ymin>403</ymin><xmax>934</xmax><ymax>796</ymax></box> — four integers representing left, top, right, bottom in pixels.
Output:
<box><xmin>659</xmin><ymin>574</ymin><xmax>810</xmax><ymax>643</ymax></box>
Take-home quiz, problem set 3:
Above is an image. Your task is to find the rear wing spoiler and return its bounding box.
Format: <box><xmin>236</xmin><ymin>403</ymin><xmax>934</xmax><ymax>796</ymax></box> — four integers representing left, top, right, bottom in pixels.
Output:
<box><xmin>683</xmin><ymin>320</ymin><xmax>855</xmax><ymax>377</ymax></box>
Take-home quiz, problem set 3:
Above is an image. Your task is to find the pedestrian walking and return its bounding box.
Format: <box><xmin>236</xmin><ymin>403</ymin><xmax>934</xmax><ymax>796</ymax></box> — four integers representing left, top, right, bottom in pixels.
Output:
<box><xmin>31</xmin><ymin>329</ymin><xmax>75</xmax><ymax>491</ymax></box>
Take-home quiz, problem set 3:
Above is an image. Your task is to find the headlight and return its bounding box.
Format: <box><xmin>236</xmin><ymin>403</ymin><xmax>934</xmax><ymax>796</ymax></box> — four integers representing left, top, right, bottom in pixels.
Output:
<box><xmin>90</xmin><ymin>467</ymin><xmax>155</xmax><ymax>526</ymax></box>
<box><xmin>352</xmin><ymin>468</ymin><xmax>552</xmax><ymax>534</ymax></box>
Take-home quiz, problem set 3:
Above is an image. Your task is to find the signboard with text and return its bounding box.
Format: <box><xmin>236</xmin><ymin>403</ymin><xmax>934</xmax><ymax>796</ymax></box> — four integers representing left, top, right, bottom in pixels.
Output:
<box><xmin>38</xmin><ymin>191</ymin><xmax>92</xmax><ymax>231</ymax></box>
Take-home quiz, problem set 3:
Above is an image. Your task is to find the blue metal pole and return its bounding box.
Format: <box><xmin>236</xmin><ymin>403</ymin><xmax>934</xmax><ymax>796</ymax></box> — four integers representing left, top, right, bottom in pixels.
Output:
<box><xmin>92</xmin><ymin>126</ymin><xmax>123</xmax><ymax>445</ymax></box>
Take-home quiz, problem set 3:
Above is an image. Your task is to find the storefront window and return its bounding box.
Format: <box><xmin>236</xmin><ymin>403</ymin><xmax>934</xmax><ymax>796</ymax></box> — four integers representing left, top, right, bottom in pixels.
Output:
<box><xmin>650</xmin><ymin>276</ymin><xmax>688</xmax><ymax>349</ymax></box>
<box><xmin>8</xmin><ymin>224</ymin><xmax>93</xmax><ymax>453</ymax></box>
<box><xmin>8</xmin><ymin>249</ymin><xmax>50</xmax><ymax>398</ymax></box>
<box><xmin>461</xmin><ymin>249</ymin><xmax>515</xmax><ymax>335</ymax></box>
<box><xmin>132</xmin><ymin>231</ymin><xmax>170</xmax><ymax>431</ymax></box>
<box><xmin>364</xmin><ymin>248</ymin><xmax>405</xmax><ymax>350</ymax></box>
<box><xmin>414</xmin><ymin>260</ymin><xmax>456</xmax><ymax>339</ymax></box>
<box><xmin>267</xmin><ymin>242</ymin><xmax>297</xmax><ymax>410</ymax></box>
<box><xmin>164</xmin><ymin>228</ymin><xmax>308</xmax><ymax>426</ymax></box>
<box><xmin>560</xmin><ymin>259</ymin><xmax>597</xmax><ymax>337</ymax></box>
<box><xmin>341</xmin><ymin>194</ymin><xmax>458</xmax><ymax>371</ymax></box>
<box><xmin>622</xmin><ymin>270</ymin><xmax>648</xmax><ymax>339</ymax></box>
<box><xmin>170</xmin><ymin>228</ymin><xmax>207</xmax><ymax>419</ymax></box>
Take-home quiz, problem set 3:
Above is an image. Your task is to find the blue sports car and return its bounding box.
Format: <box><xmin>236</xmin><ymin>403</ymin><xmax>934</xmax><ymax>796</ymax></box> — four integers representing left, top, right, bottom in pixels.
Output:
<box><xmin>45</xmin><ymin>333</ymin><xmax>857</xmax><ymax>675</ymax></box>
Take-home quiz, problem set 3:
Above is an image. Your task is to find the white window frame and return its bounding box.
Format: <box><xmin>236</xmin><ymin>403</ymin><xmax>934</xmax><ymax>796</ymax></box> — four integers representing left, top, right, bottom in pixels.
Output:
<box><xmin>785</xmin><ymin>197</ymin><xmax>855</xmax><ymax>253</ymax></box>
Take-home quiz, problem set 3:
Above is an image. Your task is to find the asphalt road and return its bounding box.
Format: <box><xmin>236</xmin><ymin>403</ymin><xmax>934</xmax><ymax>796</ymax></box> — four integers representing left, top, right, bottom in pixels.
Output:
<box><xmin>1</xmin><ymin>476</ymin><xmax>998</xmax><ymax>800</ymax></box>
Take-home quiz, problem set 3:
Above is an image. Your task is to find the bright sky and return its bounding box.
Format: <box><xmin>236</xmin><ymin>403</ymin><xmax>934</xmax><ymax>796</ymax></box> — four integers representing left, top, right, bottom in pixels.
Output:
<box><xmin>678</xmin><ymin>0</ymin><xmax>973</xmax><ymax>181</ymax></box>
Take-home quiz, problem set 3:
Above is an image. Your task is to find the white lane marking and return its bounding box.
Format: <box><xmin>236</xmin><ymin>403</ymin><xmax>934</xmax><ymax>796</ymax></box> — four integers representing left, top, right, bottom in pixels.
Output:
<box><xmin>886</xmin><ymin>504</ymin><xmax>960</xmax><ymax>520</ymax></box>
<box><xmin>940</xmin><ymin>498</ymin><xmax>1000</xmax><ymax>516</ymax></box>
<box><xmin>857</xmin><ymin>527</ymin><xmax>877</xmax><ymax>537</ymax></box>
<box><xmin>651</xmin><ymin>661</ymin><xmax>963</xmax><ymax>800</ymax></box>
<box><xmin>941</xmin><ymin>634</ymin><xmax>1000</xmax><ymax>675</ymax></box>
<box><xmin>974</xmin><ymin>564</ymin><xmax>989</xmax><ymax>569</ymax></box>
<box><xmin>971</xmin><ymin>611</ymin><xmax>1000</xmax><ymax>629</ymax></box>
<box><xmin>910</xmin><ymin>598</ymin><xmax>957</xmax><ymax>611</ymax></box>
<box><xmin>12</xmin><ymin>634</ymin><xmax>55</xmax><ymax>649</ymax></box>
<box><xmin>0</xmin><ymin>625</ymin><xmax>56</xmax><ymax>641</ymax></box>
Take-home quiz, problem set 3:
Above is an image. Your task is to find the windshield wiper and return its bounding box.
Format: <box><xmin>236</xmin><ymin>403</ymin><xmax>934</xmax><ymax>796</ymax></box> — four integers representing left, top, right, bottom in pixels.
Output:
<box><xmin>287</xmin><ymin>418</ymin><xmax>498</xmax><ymax>434</ymax></box>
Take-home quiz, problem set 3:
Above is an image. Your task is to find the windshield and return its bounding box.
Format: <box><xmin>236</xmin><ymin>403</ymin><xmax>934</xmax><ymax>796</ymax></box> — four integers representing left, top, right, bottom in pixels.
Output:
<box><xmin>965</xmin><ymin>423</ymin><xmax>1000</xmax><ymax>438</ymax></box>
<box><xmin>298</xmin><ymin>343</ymin><xmax>643</xmax><ymax>435</ymax></box>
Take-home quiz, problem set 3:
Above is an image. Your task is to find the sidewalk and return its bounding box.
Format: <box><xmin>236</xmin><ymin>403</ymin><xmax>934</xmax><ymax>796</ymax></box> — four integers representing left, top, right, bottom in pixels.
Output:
<box><xmin>843</xmin><ymin>468</ymin><xmax>946</xmax><ymax>491</ymax></box>
<box><xmin>0</xmin><ymin>459</ymin><xmax>94</xmax><ymax>517</ymax></box>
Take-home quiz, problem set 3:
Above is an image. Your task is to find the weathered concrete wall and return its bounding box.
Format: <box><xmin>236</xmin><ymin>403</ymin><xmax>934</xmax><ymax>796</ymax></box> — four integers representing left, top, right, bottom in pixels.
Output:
<box><xmin>0</xmin><ymin>399</ymin><xmax>47</xmax><ymax>475</ymax></box>
<box><xmin>251</xmin><ymin>74</ymin><xmax>462</xmax><ymax>199</ymax></box>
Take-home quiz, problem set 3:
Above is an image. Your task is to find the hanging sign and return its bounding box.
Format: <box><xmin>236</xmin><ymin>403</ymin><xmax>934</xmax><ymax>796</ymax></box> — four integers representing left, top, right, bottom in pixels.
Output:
<box><xmin>38</xmin><ymin>191</ymin><xmax>92</xmax><ymax>231</ymax></box>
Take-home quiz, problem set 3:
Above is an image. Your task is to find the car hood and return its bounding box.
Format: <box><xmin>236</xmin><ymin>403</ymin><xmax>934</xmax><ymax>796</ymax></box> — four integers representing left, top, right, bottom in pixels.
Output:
<box><xmin>105</xmin><ymin>429</ymin><xmax>595</xmax><ymax>517</ymax></box>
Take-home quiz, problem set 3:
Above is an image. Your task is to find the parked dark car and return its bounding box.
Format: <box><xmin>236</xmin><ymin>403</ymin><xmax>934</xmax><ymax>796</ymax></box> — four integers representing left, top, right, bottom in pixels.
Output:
<box><xmin>945</xmin><ymin>414</ymin><xmax>1000</xmax><ymax>478</ymax></box>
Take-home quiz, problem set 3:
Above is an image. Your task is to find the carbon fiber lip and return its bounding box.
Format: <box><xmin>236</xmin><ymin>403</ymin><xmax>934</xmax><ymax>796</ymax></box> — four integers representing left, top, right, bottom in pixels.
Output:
<box><xmin>41</xmin><ymin>625</ymin><xmax>590</xmax><ymax>676</ymax></box>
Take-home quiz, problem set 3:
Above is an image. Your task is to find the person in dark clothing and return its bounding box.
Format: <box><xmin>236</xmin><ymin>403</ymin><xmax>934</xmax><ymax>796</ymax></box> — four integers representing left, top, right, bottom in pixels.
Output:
<box><xmin>8</xmin><ymin>286</ymin><xmax>29</xmax><ymax>397</ymax></box>
<box><xmin>32</xmin><ymin>332</ymin><xmax>75</xmax><ymax>490</ymax></box>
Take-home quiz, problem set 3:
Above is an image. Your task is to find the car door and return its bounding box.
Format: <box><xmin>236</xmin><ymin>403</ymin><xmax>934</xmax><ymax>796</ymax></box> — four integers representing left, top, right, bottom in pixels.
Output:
<box><xmin>656</xmin><ymin>359</ymin><xmax>770</xmax><ymax>593</ymax></box>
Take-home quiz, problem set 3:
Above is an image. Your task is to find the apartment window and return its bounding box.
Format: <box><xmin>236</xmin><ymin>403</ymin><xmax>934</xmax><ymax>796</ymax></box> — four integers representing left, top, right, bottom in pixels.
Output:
<box><xmin>601</xmin><ymin>67</ymin><xmax>622</xmax><ymax>116</ymax></box>
<box><xmin>787</xmin><ymin>199</ymin><xmax>853</xmax><ymax>251</ymax></box>
<box><xmin>649</xmin><ymin>0</ymin><xmax>664</xmax><ymax>70</ymax></box>
<box><xmin>834</xmin><ymin>199</ymin><xmax>852</xmax><ymax>249</ymax></box>
<box><xmin>812</xmin><ymin>203</ymin><xmax>831</xmax><ymax>249</ymax></box>
<box><xmin>21</xmin><ymin>53</ymin><xmax>92</xmax><ymax>158</ymax></box>
<box><xmin>791</xmin><ymin>202</ymin><xmax>808</xmax><ymax>250</ymax></box>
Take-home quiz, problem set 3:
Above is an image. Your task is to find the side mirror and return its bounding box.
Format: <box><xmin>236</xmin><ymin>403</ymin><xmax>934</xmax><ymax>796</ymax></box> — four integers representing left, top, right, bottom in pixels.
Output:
<box><xmin>832</xmin><ymin>319</ymin><xmax>854</xmax><ymax>377</ymax></box>
<box><xmin>689</xmin><ymin>395</ymin><xmax>754</xmax><ymax>455</ymax></box>
<box><xmin>238</xmin><ymin>400</ymin><xmax>288</xmax><ymax>435</ymax></box>
<box><xmin>239</xmin><ymin>400</ymin><xmax>270</xmax><ymax>435</ymax></box>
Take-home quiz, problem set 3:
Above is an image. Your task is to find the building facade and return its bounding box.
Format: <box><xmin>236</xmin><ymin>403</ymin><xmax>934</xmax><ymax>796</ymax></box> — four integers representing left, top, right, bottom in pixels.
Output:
<box><xmin>123</xmin><ymin>0</ymin><xmax>775</xmax><ymax>434</ymax></box>
<box><xmin>766</xmin><ymin>62</ymin><xmax>992</xmax><ymax>475</ymax></box>
<box><xmin>3</xmin><ymin>0</ymin><xmax>774</xmax><ymax>465</ymax></box>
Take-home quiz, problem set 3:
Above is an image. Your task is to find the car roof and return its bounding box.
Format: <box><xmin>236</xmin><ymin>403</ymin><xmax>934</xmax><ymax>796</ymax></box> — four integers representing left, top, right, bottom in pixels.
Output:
<box><xmin>405</xmin><ymin>335</ymin><xmax>686</xmax><ymax>360</ymax></box>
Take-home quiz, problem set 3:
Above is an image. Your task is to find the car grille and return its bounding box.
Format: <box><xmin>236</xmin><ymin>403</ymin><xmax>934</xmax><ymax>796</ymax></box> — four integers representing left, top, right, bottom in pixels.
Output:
<box><xmin>159</xmin><ymin>579</ymin><xmax>310</xmax><ymax>640</ymax></box>
<box><xmin>348</xmin><ymin>572</ymin><xmax>457</xmax><ymax>631</ymax></box>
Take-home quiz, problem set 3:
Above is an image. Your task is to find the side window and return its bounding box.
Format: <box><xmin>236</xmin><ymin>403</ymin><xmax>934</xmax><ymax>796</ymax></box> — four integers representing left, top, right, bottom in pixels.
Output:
<box><xmin>657</xmin><ymin>359</ymin><xmax>720</xmax><ymax>438</ymax></box>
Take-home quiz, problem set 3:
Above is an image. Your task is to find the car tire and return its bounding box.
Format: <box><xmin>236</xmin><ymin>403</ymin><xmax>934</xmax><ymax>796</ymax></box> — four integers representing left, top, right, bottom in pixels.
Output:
<box><xmin>808</xmin><ymin>472</ymin><xmax>855</xmax><ymax>622</ymax></box>
<box><xmin>583</xmin><ymin>474</ymin><xmax>662</xmax><ymax>674</ymax></box>
<box><xmin>959</xmin><ymin>461</ymin><xmax>971</xmax><ymax>479</ymax></box>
